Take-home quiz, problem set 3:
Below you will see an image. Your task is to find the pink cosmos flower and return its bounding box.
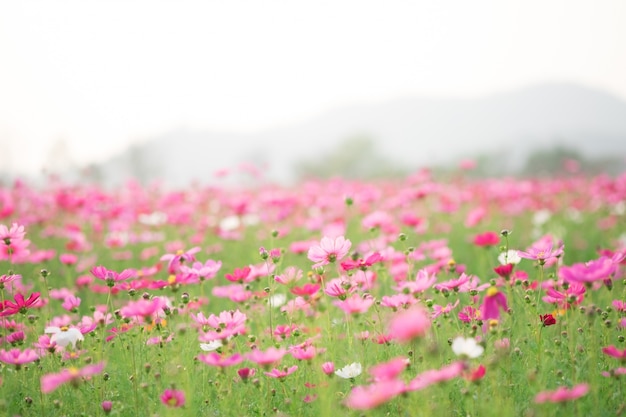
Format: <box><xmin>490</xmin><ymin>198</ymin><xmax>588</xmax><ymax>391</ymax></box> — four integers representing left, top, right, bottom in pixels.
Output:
<box><xmin>61</xmin><ymin>295</ymin><xmax>81</xmax><ymax>312</ymax></box>
<box><xmin>59</xmin><ymin>253</ymin><xmax>77</xmax><ymax>265</ymax></box>
<box><xmin>237</xmin><ymin>367</ymin><xmax>256</xmax><ymax>381</ymax></box>
<box><xmin>161</xmin><ymin>389</ymin><xmax>185</xmax><ymax>408</ymax></box>
<box><xmin>387</xmin><ymin>306</ymin><xmax>431</xmax><ymax>343</ymax></box>
<box><xmin>369</xmin><ymin>357</ymin><xmax>410</xmax><ymax>381</ymax></box>
<box><xmin>264</xmin><ymin>365</ymin><xmax>298</xmax><ymax>380</ymax></box>
<box><xmin>480</xmin><ymin>287</ymin><xmax>509</xmax><ymax>326</ymax></box>
<box><xmin>120</xmin><ymin>298</ymin><xmax>164</xmax><ymax>321</ymax></box>
<box><xmin>333</xmin><ymin>294</ymin><xmax>375</xmax><ymax>315</ymax></box>
<box><xmin>344</xmin><ymin>379</ymin><xmax>406</xmax><ymax>410</ymax></box>
<box><xmin>380</xmin><ymin>294</ymin><xmax>417</xmax><ymax>310</ymax></box>
<box><xmin>543</xmin><ymin>282</ymin><xmax>585</xmax><ymax>308</ymax></box>
<box><xmin>90</xmin><ymin>266</ymin><xmax>136</xmax><ymax>286</ymax></box>
<box><xmin>290</xmin><ymin>283</ymin><xmax>321</xmax><ymax>297</ymax></box>
<box><xmin>273</xmin><ymin>266</ymin><xmax>303</xmax><ymax>285</ymax></box>
<box><xmin>307</xmin><ymin>236</ymin><xmax>352</xmax><ymax>269</ymax></box>
<box><xmin>559</xmin><ymin>256</ymin><xmax>617</xmax><ymax>284</ymax></box>
<box><xmin>0</xmin><ymin>223</ymin><xmax>30</xmax><ymax>261</ymax></box>
<box><xmin>0</xmin><ymin>348</ymin><xmax>38</xmax><ymax>367</ymax></box>
<box><xmin>160</xmin><ymin>247</ymin><xmax>201</xmax><ymax>274</ymax></box>
<box><xmin>290</xmin><ymin>344</ymin><xmax>322</xmax><ymax>361</ymax></box>
<box><xmin>324</xmin><ymin>278</ymin><xmax>353</xmax><ymax>299</ymax></box>
<box><xmin>180</xmin><ymin>259</ymin><xmax>222</xmax><ymax>280</ymax></box>
<box><xmin>407</xmin><ymin>361</ymin><xmax>464</xmax><ymax>391</ymax></box>
<box><xmin>434</xmin><ymin>273</ymin><xmax>471</xmax><ymax>292</ymax></box>
<box><xmin>224</xmin><ymin>266</ymin><xmax>252</xmax><ymax>283</ymax></box>
<box><xmin>321</xmin><ymin>361</ymin><xmax>335</xmax><ymax>375</ymax></box>
<box><xmin>197</xmin><ymin>353</ymin><xmax>243</xmax><ymax>368</ymax></box>
<box><xmin>534</xmin><ymin>383</ymin><xmax>589</xmax><ymax>403</ymax></box>
<box><xmin>246</xmin><ymin>347</ymin><xmax>287</xmax><ymax>368</ymax></box>
<box><xmin>602</xmin><ymin>345</ymin><xmax>626</xmax><ymax>361</ymax></box>
<box><xmin>458</xmin><ymin>306</ymin><xmax>482</xmax><ymax>323</ymax></box>
<box><xmin>41</xmin><ymin>362</ymin><xmax>106</xmax><ymax>393</ymax></box>
<box><xmin>394</xmin><ymin>269</ymin><xmax>437</xmax><ymax>294</ymax></box>
<box><xmin>518</xmin><ymin>240</ymin><xmax>564</xmax><ymax>265</ymax></box>
<box><xmin>341</xmin><ymin>252</ymin><xmax>383</xmax><ymax>271</ymax></box>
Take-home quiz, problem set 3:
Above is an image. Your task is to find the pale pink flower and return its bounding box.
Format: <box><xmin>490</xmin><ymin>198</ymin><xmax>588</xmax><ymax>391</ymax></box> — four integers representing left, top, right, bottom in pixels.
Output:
<box><xmin>264</xmin><ymin>365</ymin><xmax>298</xmax><ymax>380</ymax></box>
<box><xmin>307</xmin><ymin>236</ymin><xmax>352</xmax><ymax>269</ymax></box>
<box><xmin>387</xmin><ymin>306</ymin><xmax>431</xmax><ymax>343</ymax></box>
<box><xmin>407</xmin><ymin>361</ymin><xmax>464</xmax><ymax>391</ymax></box>
<box><xmin>41</xmin><ymin>362</ymin><xmax>105</xmax><ymax>393</ymax></box>
<box><xmin>321</xmin><ymin>361</ymin><xmax>335</xmax><ymax>375</ymax></box>
<box><xmin>197</xmin><ymin>352</ymin><xmax>243</xmax><ymax>368</ymax></box>
<box><xmin>333</xmin><ymin>294</ymin><xmax>375</xmax><ymax>315</ymax></box>
<box><xmin>369</xmin><ymin>357</ymin><xmax>409</xmax><ymax>381</ymax></box>
<box><xmin>61</xmin><ymin>295</ymin><xmax>81</xmax><ymax>312</ymax></box>
<box><xmin>518</xmin><ymin>240</ymin><xmax>564</xmax><ymax>265</ymax></box>
<box><xmin>534</xmin><ymin>383</ymin><xmax>589</xmax><ymax>403</ymax></box>
<box><xmin>344</xmin><ymin>379</ymin><xmax>406</xmax><ymax>410</ymax></box>
<box><xmin>246</xmin><ymin>347</ymin><xmax>287</xmax><ymax>368</ymax></box>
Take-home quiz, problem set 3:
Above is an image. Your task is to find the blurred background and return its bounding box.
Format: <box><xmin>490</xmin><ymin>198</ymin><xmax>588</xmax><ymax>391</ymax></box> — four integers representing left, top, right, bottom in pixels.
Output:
<box><xmin>1</xmin><ymin>1</ymin><xmax>626</xmax><ymax>186</ymax></box>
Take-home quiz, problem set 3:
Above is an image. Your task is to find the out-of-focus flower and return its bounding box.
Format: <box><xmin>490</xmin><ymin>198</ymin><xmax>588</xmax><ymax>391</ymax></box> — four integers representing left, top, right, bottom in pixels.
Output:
<box><xmin>534</xmin><ymin>384</ymin><xmax>589</xmax><ymax>403</ymax></box>
<box><xmin>335</xmin><ymin>362</ymin><xmax>362</xmax><ymax>379</ymax></box>
<box><xmin>387</xmin><ymin>306</ymin><xmax>431</xmax><ymax>343</ymax></box>
<box><xmin>452</xmin><ymin>337</ymin><xmax>484</xmax><ymax>359</ymax></box>
<box><xmin>41</xmin><ymin>362</ymin><xmax>105</xmax><ymax>393</ymax></box>
<box><xmin>161</xmin><ymin>389</ymin><xmax>185</xmax><ymax>408</ymax></box>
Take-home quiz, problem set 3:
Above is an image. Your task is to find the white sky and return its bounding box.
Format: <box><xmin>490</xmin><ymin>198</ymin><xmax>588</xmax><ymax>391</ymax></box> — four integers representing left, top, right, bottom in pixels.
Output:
<box><xmin>1</xmin><ymin>0</ymin><xmax>625</xmax><ymax>175</ymax></box>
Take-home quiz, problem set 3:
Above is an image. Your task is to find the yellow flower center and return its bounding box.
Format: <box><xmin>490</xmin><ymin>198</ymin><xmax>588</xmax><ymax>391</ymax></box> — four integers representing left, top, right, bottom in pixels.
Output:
<box><xmin>487</xmin><ymin>287</ymin><xmax>499</xmax><ymax>297</ymax></box>
<box><xmin>168</xmin><ymin>275</ymin><xmax>177</xmax><ymax>284</ymax></box>
<box><xmin>176</xmin><ymin>250</ymin><xmax>184</xmax><ymax>256</ymax></box>
<box><xmin>60</xmin><ymin>326</ymin><xmax>69</xmax><ymax>332</ymax></box>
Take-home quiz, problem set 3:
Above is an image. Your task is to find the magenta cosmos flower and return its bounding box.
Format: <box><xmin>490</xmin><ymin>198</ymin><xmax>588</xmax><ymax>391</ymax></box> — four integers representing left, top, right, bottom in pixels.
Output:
<box><xmin>534</xmin><ymin>383</ymin><xmax>589</xmax><ymax>403</ymax></box>
<box><xmin>602</xmin><ymin>345</ymin><xmax>626</xmax><ymax>361</ymax></box>
<box><xmin>90</xmin><ymin>266</ymin><xmax>136</xmax><ymax>287</ymax></box>
<box><xmin>161</xmin><ymin>389</ymin><xmax>185</xmax><ymax>408</ymax></box>
<box><xmin>559</xmin><ymin>256</ymin><xmax>617</xmax><ymax>284</ymax></box>
<box><xmin>307</xmin><ymin>236</ymin><xmax>352</xmax><ymax>269</ymax></box>
<box><xmin>41</xmin><ymin>362</ymin><xmax>106</xmax><ymax>393</ymax></box>
<box><xmin>1</xmin><ymin>292</ymin><xmax>41</xmax><ymax>316</ymax></box>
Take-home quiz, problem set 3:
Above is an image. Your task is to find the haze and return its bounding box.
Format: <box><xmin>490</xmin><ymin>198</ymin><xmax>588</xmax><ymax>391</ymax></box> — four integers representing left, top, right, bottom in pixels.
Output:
<box><xmin>1</xmin><ymin>1</ymin><xmax>625</xmax><ymax>177</ymax></box>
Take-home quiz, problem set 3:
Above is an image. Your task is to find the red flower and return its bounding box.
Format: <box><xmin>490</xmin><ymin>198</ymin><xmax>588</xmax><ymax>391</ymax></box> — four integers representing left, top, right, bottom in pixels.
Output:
<box><xmin>493</xmin><ymin>263</ymin><xmax>514</xmax><ymax>279</ymax></box>
<box><xmin>465</xmin><ymin>364</ymin><xmax>486</xmax><ymax>382</ymax></box>
<box><xmin>539</xmin><ymin>314</ymin><xmax>556</xmax><ymax>327</ymax></box>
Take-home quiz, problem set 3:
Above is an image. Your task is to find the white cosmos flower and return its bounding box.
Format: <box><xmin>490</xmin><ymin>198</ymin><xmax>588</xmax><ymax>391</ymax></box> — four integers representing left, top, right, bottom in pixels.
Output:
<box><xmin>199</xmin><ymin>340</ymin><xmax>223</xmax><ymax>352</ymax></box>
<box><xmin>498</xmin><ymin>250</ymin><xmax>521</xmax><ymax>265</ymax></box>
<box><xmin>335</xmin><ymin>362</ymin><xmax>362</xmax><ymax>379</ymax></box>
<box><xmin>45</xmin><ymin>326</ymin><xmax>84</xmax><ymax>348</ymax></box>
<box><xmin>451</xmin><ymin>336</ymin><xmax>484</xmax><ymax>359</ymax></box>
<box><xmin>268</xmin><ymin>293</ymin><xmax>287</xmax><ymax>308</ymax></box>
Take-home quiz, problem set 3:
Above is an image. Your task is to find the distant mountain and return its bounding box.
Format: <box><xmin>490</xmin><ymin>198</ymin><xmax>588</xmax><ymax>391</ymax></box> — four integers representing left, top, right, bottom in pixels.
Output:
<box><xmin>88</xmin><ymin>83</ymin><xmax>626</xmax><ymax>186</ymax></box>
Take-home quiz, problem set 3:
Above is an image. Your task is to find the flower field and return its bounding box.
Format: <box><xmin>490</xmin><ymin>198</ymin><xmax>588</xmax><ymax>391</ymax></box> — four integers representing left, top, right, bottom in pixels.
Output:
<box><xmin>0</xmin><ymin>170</ymin><xmax>625</xmax><ymax>416</ymax></box>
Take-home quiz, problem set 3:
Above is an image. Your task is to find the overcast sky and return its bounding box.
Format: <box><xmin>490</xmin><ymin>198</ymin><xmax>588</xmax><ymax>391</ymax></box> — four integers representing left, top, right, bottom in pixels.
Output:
<box><xmin>1</xmin><ymin>0</ymin><xmax>625</xmax><ymax>175</ymax></box>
